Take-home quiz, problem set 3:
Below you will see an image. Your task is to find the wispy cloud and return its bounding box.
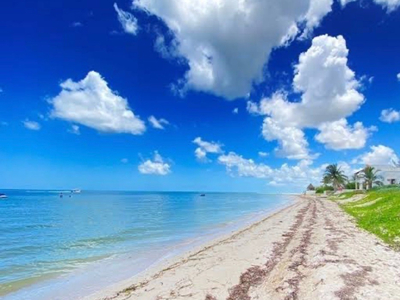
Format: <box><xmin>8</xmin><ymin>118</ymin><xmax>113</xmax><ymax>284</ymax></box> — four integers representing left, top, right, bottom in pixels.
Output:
<box><xmin>71</xmin><ymin>21</ymin><xmax>83</xmax><ymax>28</ymax></box>
<box><xmin>148</xmin><ymin>116</ymin><xmax>169</xmax><ymax>130</ymax></box>
<box><xmin>114</xmin><ymin>3</ymin><xmax>138</xmax><ymax>35</ymax></box>
<box><xmin>23</xmin><ymin>120</ymin><xmax>41</xmax><ymax>131</ymax></box>
<box><xmin>68</xmin><ymin>125</ymin><xmax>81</xmax><ymax>135</ymax></box>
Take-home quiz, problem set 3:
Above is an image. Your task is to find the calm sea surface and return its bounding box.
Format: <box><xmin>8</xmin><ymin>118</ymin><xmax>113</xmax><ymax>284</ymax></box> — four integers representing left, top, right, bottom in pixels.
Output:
<box><xmin>0</xmin><ymin>190</ymin><xmax>293</xmax><ymax>299</ymax></box>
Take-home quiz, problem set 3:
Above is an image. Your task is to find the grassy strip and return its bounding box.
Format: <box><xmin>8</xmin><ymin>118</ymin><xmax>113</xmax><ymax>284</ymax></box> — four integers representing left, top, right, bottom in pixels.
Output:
<box><xmin>329</xmin><ymin>191</ymin><xmax>363</xmax><ymax>200</ymax></box>
<box><xmin>335</xmin><ymin>187</ymin><xmax>400</xmax><ymax>249</ymax></box>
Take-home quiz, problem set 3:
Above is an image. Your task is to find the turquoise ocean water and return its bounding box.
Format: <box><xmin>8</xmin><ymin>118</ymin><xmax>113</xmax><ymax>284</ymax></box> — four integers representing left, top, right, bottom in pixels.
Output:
<box><xmin>0</xmin><ymin>190</ymin><xmax>293</xmax><ymax>299</ymax></box>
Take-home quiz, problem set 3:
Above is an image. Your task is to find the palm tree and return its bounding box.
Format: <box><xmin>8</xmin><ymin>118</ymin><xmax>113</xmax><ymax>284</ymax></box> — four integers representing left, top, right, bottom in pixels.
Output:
<box><xmin>362</xmin><ymin>166</ymin><xmax>383</xmax><ymax>189</ymax></box>
<box><xmin>322</xmin><ymin>175</ymin><xmax>331</xmax><ymax>186</ymax></box>
<box><xmin>323</xmin><ymin>164</ymin><xmax>348</xmax><ymax>190</ymax></box>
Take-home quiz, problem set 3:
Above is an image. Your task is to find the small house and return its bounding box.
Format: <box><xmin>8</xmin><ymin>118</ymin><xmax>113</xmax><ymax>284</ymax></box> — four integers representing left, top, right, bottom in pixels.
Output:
<box><xmin>355</xmin><ymin>164</ymin><xmax>400</xmax><ymax>190</ymax></box>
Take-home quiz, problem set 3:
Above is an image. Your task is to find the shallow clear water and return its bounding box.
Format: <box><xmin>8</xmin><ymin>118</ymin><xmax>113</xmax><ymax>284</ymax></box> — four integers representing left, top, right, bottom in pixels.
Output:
<box><xmin>0</xmin><ymin>190</ymin><xmax>292</xmax><ymax>298</ymax></box>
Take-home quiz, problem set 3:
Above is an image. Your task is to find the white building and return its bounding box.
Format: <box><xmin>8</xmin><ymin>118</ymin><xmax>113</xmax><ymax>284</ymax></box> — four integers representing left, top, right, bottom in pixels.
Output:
<box><xmin>355</xmin><ymin>164</ymin><xmax>400</xmax><ymax>190</ymax></box>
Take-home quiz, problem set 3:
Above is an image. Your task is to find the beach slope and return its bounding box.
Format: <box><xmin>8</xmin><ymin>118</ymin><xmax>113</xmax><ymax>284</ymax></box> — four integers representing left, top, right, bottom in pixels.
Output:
<box><xmin>87</xmin><ymin>197</ymin><xmax>400</xmax><ymax>300</ymax></box>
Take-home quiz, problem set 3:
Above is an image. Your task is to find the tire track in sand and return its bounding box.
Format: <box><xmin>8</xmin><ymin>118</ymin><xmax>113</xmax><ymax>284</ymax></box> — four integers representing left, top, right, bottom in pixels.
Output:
<box><xmin>205</xmin><ymin>199</ymin><xmax>315</xmax><ymax>300</ymax></box>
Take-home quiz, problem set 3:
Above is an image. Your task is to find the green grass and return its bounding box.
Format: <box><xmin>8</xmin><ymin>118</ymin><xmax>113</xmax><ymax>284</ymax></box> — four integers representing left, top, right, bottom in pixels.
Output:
<box><xmin>338</xmin><ymin>188</ymin><xmax>400</xmax><ymax>249</ymax></box>
<box><xmin>329</xmin><ymin>190</ymin><xmax>364</xmax><ymax>201</ymax></box>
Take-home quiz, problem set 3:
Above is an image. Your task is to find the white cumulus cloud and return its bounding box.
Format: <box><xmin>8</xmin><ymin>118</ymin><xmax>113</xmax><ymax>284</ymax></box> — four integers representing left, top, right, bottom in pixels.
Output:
<box><xmin>218</xmin><ymin>152</ymin><xmax>273</xmax><ymax>179</ymax></box>
<box><xmin>301</xmin><ymin>0</ymin><xmax>334</xmax><ymax>38</ymax></box>
<box><xmin>138</xmin><ymin>152</ymin><xmax>171</xmax><ymax>175</ymax></box>
<box><xmin>353</xmin><ymin>145</ymin><xmax>399</xmax><ymax>165</ymax></box>
<box><xmin>148</xmin><ymin>115</ymin><xmax>169</xmax><ymax>129</ymax></box>
<box><xmin>259</xmin><ymin>36</ymin><xmax>364</xmax><ymax>127</ymax></box>
<box><xmin>218</xmin><ymin>152</ymin><xmax>327</xmax><ymax>187</ymax></box>
<box><xmin>23</xmin><ymin>120</ymin><xmax>41</xmax><ymax>131</ymax></box>
<box><xmin>114</xmin><ymin>3</ymin><xmax>139</xmax><ymax>35</ymax></box>
<box><xmin>247</xmin><ymin>101</ymin><xmax>263</xmax><ymax>115</ymax></box>
<box><xmin>262</xmin><ymin>117</ymin><xmax>313</xmax><ymax>160</ymax></box>
<box><xmin>193</xmin><ymin>137</ymin><xmax>223</xmax><ymax>162</ymax></box>
<box><xmin>132</xmin><ymin>0</ymin><xmax>336</xmax><ymax>99</ymax></box>
<box><xmin>249</xmin><ymin>35</ymin><xmax>370</xmax><ymax>158</ymax></box>
<box><xmin>380</xmin><ymin>108</ymin><xmax>400</xmax><ymax>123</ymax></box>
<box><xmin>315</xmin><ymin>119</ymin><xmax>376</xmax><ymax>150</ymax></box>
<box><xmin>50</xmin><ymin>71</ymin><xmax>146</xmax><ymax>135</ymax></box>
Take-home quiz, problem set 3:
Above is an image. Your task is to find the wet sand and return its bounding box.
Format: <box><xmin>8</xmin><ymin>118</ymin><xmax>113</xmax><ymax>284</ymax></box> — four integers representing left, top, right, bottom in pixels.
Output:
<box><xmin>86</xmin><ymin>196</ymin><xmax>400</xmax><ymax>300</ymax></box>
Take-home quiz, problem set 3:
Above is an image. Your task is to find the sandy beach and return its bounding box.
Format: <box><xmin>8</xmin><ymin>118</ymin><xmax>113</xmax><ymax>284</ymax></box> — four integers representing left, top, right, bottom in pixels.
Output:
<box><xmin>83</xmin><ymin>196</ymin><xmax>400</xmax><ymax>300</ymax></box>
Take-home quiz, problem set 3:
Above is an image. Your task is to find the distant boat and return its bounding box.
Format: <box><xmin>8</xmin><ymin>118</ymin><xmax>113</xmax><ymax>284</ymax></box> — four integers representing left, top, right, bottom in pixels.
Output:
<box><xmin>0</xmin><ymin>193</ymin><xmax>8</xmax><ymax>199</ymax></box>
<box><xmin>71</xmin><ymin>189</ymin><xmax>81</xmax><ymax>194</ymax></box>
<box><xmin>200</xmin><ymin>194</ymin><xmax>206</xmax><ymax>197</ymax></box>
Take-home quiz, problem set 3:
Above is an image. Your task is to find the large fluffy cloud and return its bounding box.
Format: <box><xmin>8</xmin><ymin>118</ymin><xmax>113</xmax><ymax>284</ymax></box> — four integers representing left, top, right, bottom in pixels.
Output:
<box><xmin>353</xmin><ymin>145</ymin><xmax>399</xmax><ymax>165</ymax></box>
<box><xmin>315</xmin><ymin>119</ymin><xmax>376</xmax><ymax>150</ymax></box>
<box><xmin>262</xmin><ymin>118</ymin><xmax>313</xmax><ymax>160</ymax></box>
<box><xmin>260</xmin><ymin>35</ymin><xmax>364</xmax><ymax>128</ymax></box>
<box><xmin>138</xmin><ymin>152</ymin><xmax>171</xmax><ymax>175</ymax></box>
<box><xmin>249</xmin><ymin>35</ymin><xmax>372</xmax><ymax>158</ymax></box>
<box><xmin>302</xmin><ymin>0</ymin><xmax>333</xmax><ymax>38</ymax></box>
<box><xmin>132</xmin><ymin>0</ymin><xmax>337</xmax><ymax>99</ymax></box>
<box><xmin>50</xmin><ymin>71</ymin><xmax>146</xmax><ymax>135</ymax></box>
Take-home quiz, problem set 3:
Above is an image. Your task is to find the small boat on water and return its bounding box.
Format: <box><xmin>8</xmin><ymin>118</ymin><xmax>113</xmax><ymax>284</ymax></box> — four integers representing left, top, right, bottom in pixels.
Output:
<box><xmin>0</xmin><ymin>193</ymin><xmax>7</xmax><ymax>199</ymax></box>
<box><xmin>71</xmin><ymin>189</ymin><xmax>81</xmax><ymax>194</ymax></box>
<box><xmin>200</xmin><ymin>194</ymin><xmax>206</xmax><ymax>197</ymax></box>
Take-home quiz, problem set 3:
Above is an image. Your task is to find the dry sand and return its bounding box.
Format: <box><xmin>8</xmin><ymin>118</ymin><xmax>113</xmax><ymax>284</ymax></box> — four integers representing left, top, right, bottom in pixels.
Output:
<box><xmin>85</xmin><ymin>196</ymin><xmax>400</xmax><ymax>300</ymax></box>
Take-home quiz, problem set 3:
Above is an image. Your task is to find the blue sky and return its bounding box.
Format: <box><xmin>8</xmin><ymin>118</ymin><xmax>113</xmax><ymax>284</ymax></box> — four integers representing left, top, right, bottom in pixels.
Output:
<box><xmin>1</xmin><ymin>0</ymin><xmax>400</xmax><ymax>192</ymax></box>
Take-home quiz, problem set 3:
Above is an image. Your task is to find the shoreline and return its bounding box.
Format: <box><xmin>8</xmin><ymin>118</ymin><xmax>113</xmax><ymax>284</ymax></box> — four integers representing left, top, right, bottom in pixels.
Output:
<box><xmin>3</xmin><ymin>195</ymin><xmax>296</xmax><ymax>300</ymax></box>
<box><xmin>83</xmin><ymin>196</ymin><xmax>300</xmax><ymax>300</ymax></box>
<box><xmin>86</xmin><ymin>196</ymin><xmax>400</xmax><ymax>300</ymax></box>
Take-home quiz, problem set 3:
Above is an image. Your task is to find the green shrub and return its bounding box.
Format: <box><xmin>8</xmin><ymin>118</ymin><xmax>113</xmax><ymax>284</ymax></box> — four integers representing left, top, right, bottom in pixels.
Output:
<box><xmin>345</xmin><ymin>182</ymin><xmax>356</xmax><ymax>190</ymax></box>
<box><xmin>371</xmin><ymin>185</ymin><xmax>400</xmax><ymax>192</ymax></box>
<box><xmin>315</xmin><ymin>185</ymin><xmax>334</xmax><ymax>194</ymax></box>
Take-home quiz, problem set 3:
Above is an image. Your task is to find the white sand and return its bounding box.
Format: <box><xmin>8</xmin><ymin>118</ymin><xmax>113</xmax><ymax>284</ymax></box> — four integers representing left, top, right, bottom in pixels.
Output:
<box><xmin>85</xmin><ymin>197</ymin><xmax>400</xmax><ymax>300</ymax></box>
